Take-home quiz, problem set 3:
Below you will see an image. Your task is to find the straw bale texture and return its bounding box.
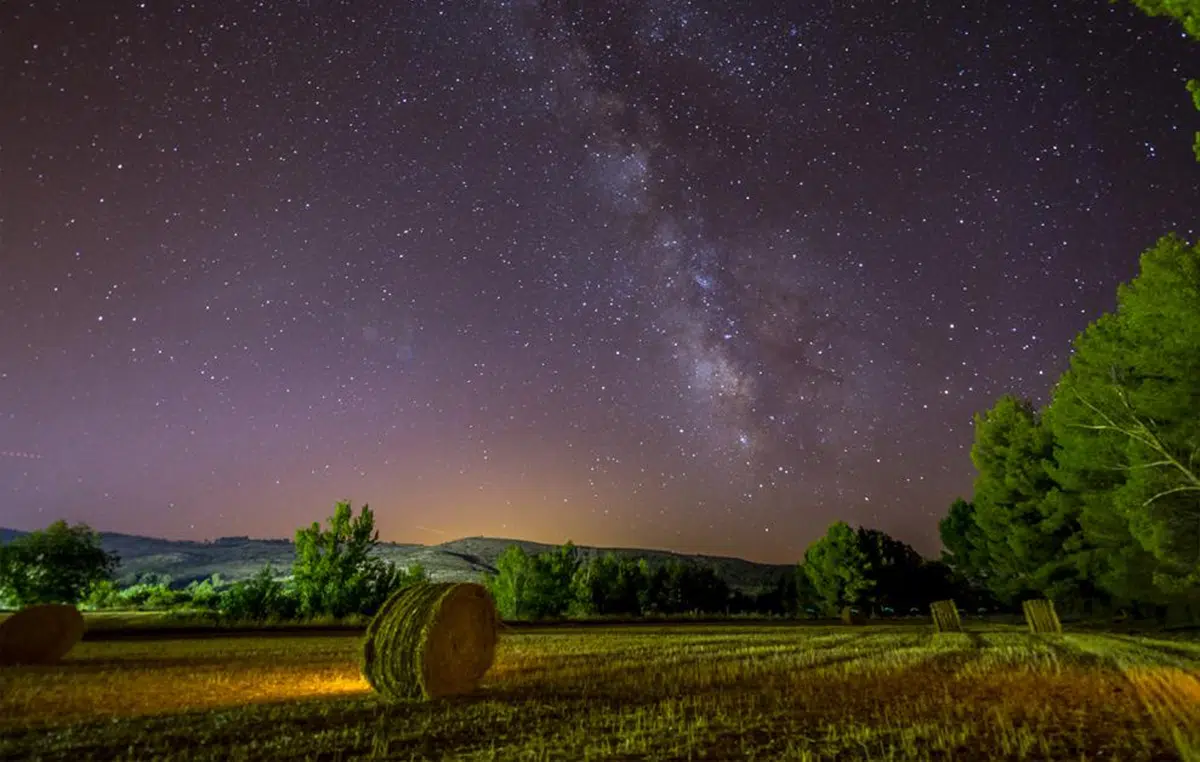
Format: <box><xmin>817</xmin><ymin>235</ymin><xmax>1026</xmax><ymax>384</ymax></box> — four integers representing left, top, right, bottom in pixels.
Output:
<box><xmin>930</xmin><ymin>600</ymin><xmax>963</xmax><ymax>633</ymax></box>
<box><xmin>0</xmin><ymin>603</ymin><xmax>85</xmax><ymax>666</ymax></box>
<box><xmin>362</xmin><ymin>582</ymin><xmax>498</xmax><ymax>701</ymax></box>
<box><xmin>1022</xmin><ymin>599</ymin><xmax>1063</xmax><ymax>634</ymax></box>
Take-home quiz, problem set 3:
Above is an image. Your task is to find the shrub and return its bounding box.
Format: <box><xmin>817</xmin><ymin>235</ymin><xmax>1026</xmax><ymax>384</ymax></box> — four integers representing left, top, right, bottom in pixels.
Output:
<box><xmin>118</xmin><ymin>582</ymin><xmax>184</xmax><ymax>610</ymax></box>
<box><xmin>218</xmin><ymin>565</ymin><xmax>295</xmax><ymax>620</ymax></box>
<box><xmin>79</xmin><ymin>579</ymin><xmax>123</xmax><ymax>610</ymax></box>
<box><xmin>184</xmin><ymin>576</ymin><xmax>223</xmax><ymax>610</ymax></box>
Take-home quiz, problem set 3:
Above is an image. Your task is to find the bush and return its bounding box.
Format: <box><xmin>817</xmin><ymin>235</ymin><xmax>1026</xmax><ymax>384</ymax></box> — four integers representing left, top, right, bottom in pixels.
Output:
<box><xmin>79</xmin><ymin>579</ymin><xmax>122</xmax><ymax>610</ymax></box>
<box><xmin>118</xmin><ymin>582</ymin><xmax>185</xmax><ymax>610</ymax></box>
<box><xmin>185</xmin><ymin>576</ymin><xmax>223</xmax><ymax>610</ymax></box>
<box><xmin>218</xmin><ymin>565</ymin><xmax>295</xmax><ymax>620</ymax></box>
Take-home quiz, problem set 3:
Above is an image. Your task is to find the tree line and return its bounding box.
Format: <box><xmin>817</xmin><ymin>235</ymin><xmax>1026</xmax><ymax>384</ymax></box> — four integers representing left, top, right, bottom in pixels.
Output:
<box><xmin>2</xmin><ymin>233</ymin><xmax>1195</xmax><ymax>624</ymax></box>
<box><xmin>0</xmin><ymin>502</ymin><xmax>429</xmax><ymax>621</ymax></box>
<box><xmin>3</xmin><ymin>224</ymin><xmax>1197</xmax><ymax>624</ymax></box>
<box><xmin>1</xmin><ymin>505</ymin><xmax>973</xmax><ymax>623</ymax></box>
<box><xmin>929</xmin><ymin>1</ymin><xmax>1198</xmax><ymax>622</ymax></box>
<box><xmin>935</xmin><ymin>236</ymin><xmax>1200</xmax><ymax>623</ymax></box>
<box><xmin>481</xmin><ymin>529</ymin><xmax>966</xmax><ymax>622</ymax></box>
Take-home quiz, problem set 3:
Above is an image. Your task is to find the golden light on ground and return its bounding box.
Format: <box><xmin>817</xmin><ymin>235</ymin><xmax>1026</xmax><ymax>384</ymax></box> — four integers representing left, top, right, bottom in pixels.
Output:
<box><xmin>3</xmin><ymin>627</ymin><xmax>1199</xmax><ymax>761</ymax></box>
<box><xmin>1123</xmin><ymin>666</ymin><xmax>1200</xmax><ymax>753</ymax></box>
<box><xmin>0</xmin><ymin>637</ymin><xmax>372</xmax><ymax>726</ymax></box>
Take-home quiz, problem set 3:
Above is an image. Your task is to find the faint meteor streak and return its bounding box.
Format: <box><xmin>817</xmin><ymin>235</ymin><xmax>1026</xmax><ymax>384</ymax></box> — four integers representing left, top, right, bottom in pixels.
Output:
<box><xmin>0</xmin><ymin>450</ymin><xmax>43</xmax><ymax>460</ymax></box>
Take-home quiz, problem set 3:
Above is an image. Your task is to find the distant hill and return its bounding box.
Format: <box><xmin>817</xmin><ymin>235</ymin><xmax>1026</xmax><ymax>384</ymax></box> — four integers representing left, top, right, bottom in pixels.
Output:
<box><xmin>0</xmin><ymin>529</ymin><xmax>793</xmax><ymax>593</ymax></box>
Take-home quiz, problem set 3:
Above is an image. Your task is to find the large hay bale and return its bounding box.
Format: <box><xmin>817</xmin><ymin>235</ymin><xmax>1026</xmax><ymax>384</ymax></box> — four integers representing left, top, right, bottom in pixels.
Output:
<box><xmin>930</xmin><ymin>599</ymin><xmax>963</xmax><ymax>633</ymax></box>
<box><xmin>0</xmin><ymin>603</ymin><xmax>85</xmax><ymax>666</ymax></box>
<box><xmin>1022</xmin><ymin>598</ymin><xmax>1063</xmax><ymax>634</ymax></box>
<box><xmin>840</xmin><ymin>606</ymin><xmax>865</xmax><ymax>625</ymax></box>
<box><xmin>362</xmin><ymin>582</ymin><xmax>498</xmax><ymax>701</ymax></box>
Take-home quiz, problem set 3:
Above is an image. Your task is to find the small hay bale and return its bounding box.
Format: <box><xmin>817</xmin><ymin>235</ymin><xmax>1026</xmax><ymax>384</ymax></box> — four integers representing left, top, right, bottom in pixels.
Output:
<box><xmin>930</xmin><ymin>599</ymin><xmax>963</xmax><ymax>633</ymax></box>
<box><xmin>1022</xmin><ymin>598</ymin><xmax>1063</xmax><ymax>634</ymax></box>
<box><xmin>0</xmin><ymin>603</ymin><xmax>86</xmax><ymax>666</ymax></box>
<box><xmin>362</xmin><ymin>582</ymin><xmax>498</xmax><ymax>701</ymax></box>
<box><xmin>840</xmin><ymin>606</ymin><xmax>865</xmax><ymax>625</ymax></box>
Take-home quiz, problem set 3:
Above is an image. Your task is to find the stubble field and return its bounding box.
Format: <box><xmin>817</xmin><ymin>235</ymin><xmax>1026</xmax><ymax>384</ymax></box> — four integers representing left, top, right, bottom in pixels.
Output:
<box><xmin>1</xmin><ymin>621</ymin><xmax>1198</xmax><ymax>761</ymax></box>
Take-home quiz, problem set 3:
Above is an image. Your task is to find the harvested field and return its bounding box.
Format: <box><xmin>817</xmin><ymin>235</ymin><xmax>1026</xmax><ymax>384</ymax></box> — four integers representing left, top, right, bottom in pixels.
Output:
<box><xmin>1</xmin><ymin>623</ymin><xmax>1197</xmax><ymax>760</ymax></box>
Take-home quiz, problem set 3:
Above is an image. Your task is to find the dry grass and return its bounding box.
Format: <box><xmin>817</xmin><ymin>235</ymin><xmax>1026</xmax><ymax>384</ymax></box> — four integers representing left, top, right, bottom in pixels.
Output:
<box><xmin>0</xmin><ymin>635</ymin><xmax>367</xmax><ymax>725</ymax></box>
<box><xmin>0</xmin><ymin>623</ymin><xmax>1196</xmax><ymax>760</ymax></box>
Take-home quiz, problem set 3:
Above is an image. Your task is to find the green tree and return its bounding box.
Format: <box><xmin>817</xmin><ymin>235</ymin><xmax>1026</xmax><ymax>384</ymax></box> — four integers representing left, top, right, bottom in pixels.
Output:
<box><xmin>855</xmin><ymin>527</ymin><xmax>925</xmax><ymax>613</ymax></box>
<box><xmin>1126</xmin><ymin>0</ymin><xmax>1200</xmax><ymax>158</ymax></box>
<box><xmin>657</xmin><ymin>560</ymin><xmax>729</xmax><ymax>614</ymax></box>
<box><xmin>794</xmin><ymin>561</ymin><xmax>820</xmax><ymax>615</ymax></box>
<box><xmin>485</xmin><ymin>544</ymin><xmax>536</xmax><ymax>620</ymax></box>
<box><xmin>1128</xmin><ymin>0</ymin><xmax>1200</xmax><ymax>38</ymax></box>
<box><xmin>292</xmin><ymin>500</ymin><xmax>399</xmax><ymax>618</ymax></box>
<box><xmin>219</xmin><ymin>564</ymin><xmax>295</xmax><ymax>620</ymax></box>
<box><xmin>570</xmin><ymin>552</ymin><xmax>644</xmax><ymax>616</ymax></box>
<box><xmin>0</xmin><ymin>521</ymin><xmax>119</xmax><ymax>606</ymax></box>
<box><xmin>803</xmin><ymin>521</ymin><xmax>873</xmax><ymax>615</ymax></box>
<box><xmin>939</xmin><ymin>498</ymin><xmax>987</xmax><ymax>583</ymax></box>
<box><xmin>637</xmin><ymin>559</ymin><xmax>670</xmax><ymax>614</ymax></box>
<box><xmin>527</xmin><ymin>541</ymin><xmax>580</xmax><ymax>618</ymax></box>
<box><xmin>757</xmin><ymin>567</ymin><xmax>801</xmax><ymax>616</ymax></box>
<box><xmin>969</xmin><ymin>395</ymin><xmax>1084</xmax><ymax>603</ymax></box>
<box><xmin>1047</xmin><ymin>235</ymin><xmax>1200</xmax><ymax>605</ymax></box>
<box><xmin>684</xmin><ymin>563</ymin><xmax>731</xmax><ymax>613</ymax></box>
<box><xmin>185</xmin><ymin>575</ymin><xmax>224</xmax><ymax>610</ymax></box>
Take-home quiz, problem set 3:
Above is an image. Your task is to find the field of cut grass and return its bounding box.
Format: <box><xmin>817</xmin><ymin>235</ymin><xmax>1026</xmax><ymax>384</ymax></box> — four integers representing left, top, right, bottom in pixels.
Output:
<box><xmin>1</xmin><ymin>623</ymin><xmax>1198</xmax><ymax>761</ymax></box>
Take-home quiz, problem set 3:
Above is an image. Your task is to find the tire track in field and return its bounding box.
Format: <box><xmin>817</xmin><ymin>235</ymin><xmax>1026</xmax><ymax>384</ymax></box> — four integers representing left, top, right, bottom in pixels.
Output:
<box><xmin>1063</xmin><ymin>633</ymin><xmax>1200</xmax><ymax>761</ymax></box>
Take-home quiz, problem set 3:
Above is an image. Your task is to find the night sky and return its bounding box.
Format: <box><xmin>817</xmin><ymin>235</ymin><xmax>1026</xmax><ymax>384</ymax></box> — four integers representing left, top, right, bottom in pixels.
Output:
<box><xmin>1</xmin><ymin>1</ymin><xmax>1197</xmax><ymax>563</ymax></box>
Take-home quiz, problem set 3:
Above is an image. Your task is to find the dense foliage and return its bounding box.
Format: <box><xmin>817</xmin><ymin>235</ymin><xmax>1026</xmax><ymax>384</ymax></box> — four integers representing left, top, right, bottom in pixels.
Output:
<box><xmin>4</xmin><ymin>503</ymin><xmax>429</xmax><ymax>621</ymax></box>
<box><xmin>800</xmin><ymin>522</ymin><xmax>959</xmax><ymax>616</ymax></box>
<box><xmin>940</xmin><ymin>235</ymin><xmax>1200</xmax><ymax>621</ymax></box>
<box><xmin>292</xmin><ymin>501</ymin><xmax>421</xmax><ymax>618</ymax></box>
<box><xmin>0</xmin><ymin>521</ymin><xmax>119</xmax><ymax>606</ymax></box>
<box><xmin>485</xmin><ymin>545</ymin><xmax>741</xmax><ymax>620</ymax></box>
<box><xmin>1126</xmin><ymin>0</ymin><xmax>1200</xmax><ymax>157</ymax></box>
<box><xmin>481</xmin><ymin>532</ymin><xmax>964</xmax><ymax>621</ymax></box>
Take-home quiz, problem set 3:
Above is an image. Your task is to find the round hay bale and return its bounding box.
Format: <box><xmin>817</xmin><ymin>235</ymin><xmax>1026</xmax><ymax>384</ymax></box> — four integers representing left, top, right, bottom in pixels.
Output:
<box><xmin>0</xmin><ymin>603</ymin><xmax>85</xmax><ymax>666</ymax></box>
<box><xmin>362</xmin><ymin>582</ymin><xmax>498</xmax><ymax>701</ymax></box>
<box><xmin>840</xmin><ymin>606</ymin><xmax>866</xmax><ymax>625</ymax></box>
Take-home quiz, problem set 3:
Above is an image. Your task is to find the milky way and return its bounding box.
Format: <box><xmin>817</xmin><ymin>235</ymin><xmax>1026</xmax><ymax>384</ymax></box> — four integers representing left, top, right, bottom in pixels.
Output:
<box><xmin>0</xmin><ymin>1</ymin><xmax>1196</xmax><ymax>562</ymax></box>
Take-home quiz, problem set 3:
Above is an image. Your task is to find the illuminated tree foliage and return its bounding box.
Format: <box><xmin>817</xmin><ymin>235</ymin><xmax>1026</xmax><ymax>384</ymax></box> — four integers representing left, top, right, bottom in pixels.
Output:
<box><xmin>0</xmin><ymin>521</ymin><xmax>119</xmax><ymax>606</ymax></box>
<box><xmin>1128</xmin><ymin>0</ymin><xmax>1200</xmax><ymax>39</ymax></box>
<box><xmin>939</xmin><ymin>498</ymin><xmax>987</xmax><ymax>584</ymax></box>
<box><xmin>1126</xmin><ymin>0</ymin><xmax>1200</xmax><ymax>158</ymax></box>
<box><xmin>1047</xmin><ymin>235</ymin><xmax>1200</xmax><ymax>603</ymax></box>
<box><xmin>967</xmin><ymin>396</ymin><xmax>1086</xmax><ymax>603</ymax></box>
<box><xmin>292</xmin><ymin>500</ymin><xmax>423</xmax><ymax>617</ymax></box>
<box><xmin>802</xmin><ymin>521</ymin><xmax>873</xmax><ymax>615</ymax></box>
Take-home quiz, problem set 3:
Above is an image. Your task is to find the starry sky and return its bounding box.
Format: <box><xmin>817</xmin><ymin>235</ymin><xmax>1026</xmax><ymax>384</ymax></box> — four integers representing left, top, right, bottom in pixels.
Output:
<box><xmin>1</xmin><ymin>1</ymin><xmax>1197</xmax><ymax>564</ymax></box>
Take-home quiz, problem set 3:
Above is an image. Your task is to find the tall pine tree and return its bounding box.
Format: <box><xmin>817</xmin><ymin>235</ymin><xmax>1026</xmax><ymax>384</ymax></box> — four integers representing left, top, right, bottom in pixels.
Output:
<box><xmin>1047</xmin><ymin>235</ymin><xmax>1200</xmax><ymax>605</ymax></box>
<box><xmin>970</xmin><ymin>396</ymin><xmax>1085</xmax><ymax>603</ymax></box>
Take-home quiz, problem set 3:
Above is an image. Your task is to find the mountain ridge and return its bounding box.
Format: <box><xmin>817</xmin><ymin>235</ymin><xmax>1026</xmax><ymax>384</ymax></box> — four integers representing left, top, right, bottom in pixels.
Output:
<box><xmin>0</xmin><ymin>528</ymin><xmax>794</xmax><ymax>593</ymax></box>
